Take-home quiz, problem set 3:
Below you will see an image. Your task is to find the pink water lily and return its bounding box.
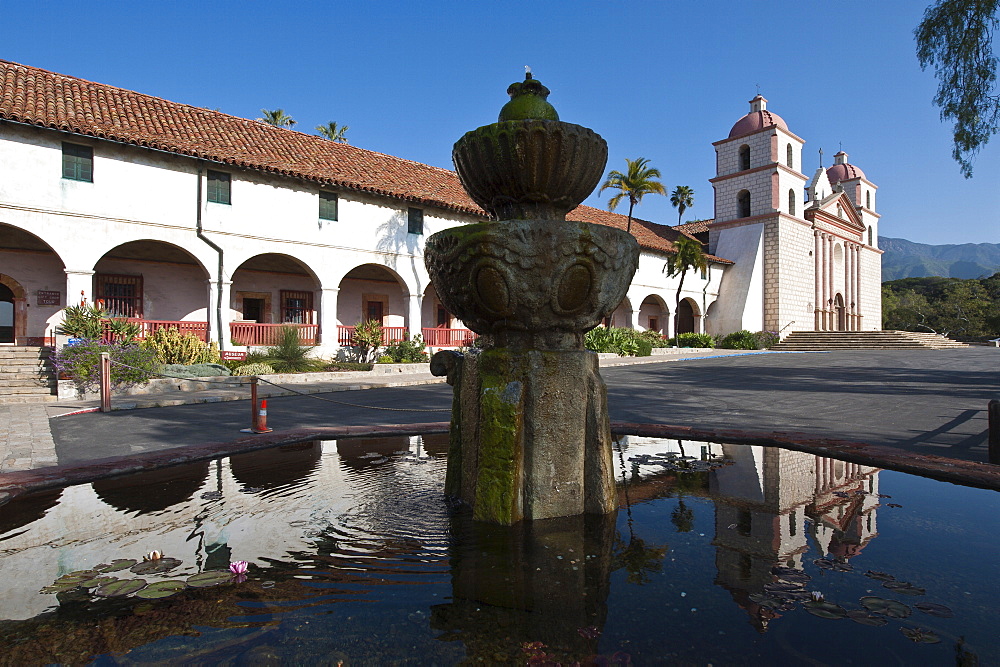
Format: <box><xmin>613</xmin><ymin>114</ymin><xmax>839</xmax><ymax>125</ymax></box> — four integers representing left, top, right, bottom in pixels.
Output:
<box><xmin>229</xmin><ymin>560</ymin><xmax>249</xmax><ymax>575</ymax></box>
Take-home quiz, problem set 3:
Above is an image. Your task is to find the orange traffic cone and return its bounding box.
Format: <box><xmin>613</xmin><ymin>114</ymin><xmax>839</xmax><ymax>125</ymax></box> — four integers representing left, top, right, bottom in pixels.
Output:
<box><xmin>254</xmin><ymin>399</ymin><xmax>273</xmax><ymax>433</ymax></box>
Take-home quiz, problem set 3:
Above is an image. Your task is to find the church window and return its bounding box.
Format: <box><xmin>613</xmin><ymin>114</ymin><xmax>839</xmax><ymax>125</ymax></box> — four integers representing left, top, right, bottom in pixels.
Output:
<box><xmin>62</xmin><ymin>142</ymin><xmax>93</xmax><ymax>182</ymax></box>
<box><xmin>207</xmin><ymin>170</ymin><xmax>231</xmax><ymax>204</ymax></box>
<box><xmin>737</xmin><ymin>190</ymin><xmax>751</xmax><ymax>218</ymax></box>
<box><xmin>868</xmin><ymin>226</ymin><xmax>873</xmax><ymax>246</ymax></box>
<box><xmin>866</xmin><ymin>190</ymin><xmax>871</xmax><ymax>209</ymax></box>
<box><xmin>786</xmin><ymin>143</ymin><xmax>793</xmax><ymax>169</ymax></box>
<box><xmin>280</xmin><ymin>290</ymin><xmax>313</xmax><ymax>324</ymax></box>
<box><xmin>788</xmin><ymin>189</ymin><xmax>796</xmax><ymax>216</ymax></box>
<box><xmin>738</xmin><ymin>144</ymin><xmax>750</xmax><ymax>171</ymax></box>
<box><xmin>96</xmin><ymin>273</ymin><xmax>142</xmax><ymax>318</ymax></box>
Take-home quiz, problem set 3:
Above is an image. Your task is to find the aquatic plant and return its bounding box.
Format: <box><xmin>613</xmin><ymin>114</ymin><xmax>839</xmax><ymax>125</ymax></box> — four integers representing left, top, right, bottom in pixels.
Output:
<box><xmin>229</xmin><ymin>561</ymin><xmax>249</xmax><ymax>575</ymax></box>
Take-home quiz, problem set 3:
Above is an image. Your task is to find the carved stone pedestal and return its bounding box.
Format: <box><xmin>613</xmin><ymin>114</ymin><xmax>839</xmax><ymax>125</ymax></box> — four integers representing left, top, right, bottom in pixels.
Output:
<box><xmin>434</xmin><ymin>348</ymin><xmax>617</xmax><ymax>523</ymax></box>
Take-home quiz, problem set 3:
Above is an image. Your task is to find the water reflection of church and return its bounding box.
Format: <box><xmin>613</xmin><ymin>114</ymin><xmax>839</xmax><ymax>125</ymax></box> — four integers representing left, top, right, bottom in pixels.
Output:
<box><xmin>709</xmin><ymin>444</ymin><xmax>879</xmax><ymax>630</ymax></box>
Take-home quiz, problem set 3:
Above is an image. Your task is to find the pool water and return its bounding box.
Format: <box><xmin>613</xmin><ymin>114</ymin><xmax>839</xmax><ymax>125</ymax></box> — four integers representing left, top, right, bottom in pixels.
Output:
<box><xmin>0</xmin><ymin>435</ymin><xmax>997</xmax><ymax>664</ymax></box>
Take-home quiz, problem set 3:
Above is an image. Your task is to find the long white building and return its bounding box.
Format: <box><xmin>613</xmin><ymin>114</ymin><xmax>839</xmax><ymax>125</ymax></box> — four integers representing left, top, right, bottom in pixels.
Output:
<box><xmin>0</xmin><ymin>60</ymin><xmax>880</xmax><ymax>356</ymax></box>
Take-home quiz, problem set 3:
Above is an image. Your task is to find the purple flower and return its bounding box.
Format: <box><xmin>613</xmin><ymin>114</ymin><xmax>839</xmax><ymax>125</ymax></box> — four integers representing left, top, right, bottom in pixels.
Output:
<box><xmin>229</xmin><ymin>560</ymin><xmax>249</xmax><ymax>575</ymax></box>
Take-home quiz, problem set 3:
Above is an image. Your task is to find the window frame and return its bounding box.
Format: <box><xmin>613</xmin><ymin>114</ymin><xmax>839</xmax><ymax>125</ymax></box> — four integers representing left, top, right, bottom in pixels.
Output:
<box><xmin>788</xmin><ymin>188</ymin><xmax>796</xmax><ymax>216</ymax></box>
<box><xmin>62</xmin><ymin>142</ymin><xmax>94</xmax><ymax>182</ymax></box>
<box><xmin>737</xmin><ymin>189</ymin><xmax>751</xmax><ymax>218</ymax></box>
<box><xmin>207</xmin><ymin>170</ymin><xmax>232</xmax><ymax>205</ymax></box>
<box><xmin>407</xmin><ymin>207</ymin><xmax>424</xmax><ymax>235</ymax></box>
<box><xmin>786</xmin><ymin>143</ymin><xmax>794</xmax><ymax>169</ymax></box>
<box><xmin>319</xmin><ymin>191</ymin><xmax>339</xmax><ymax>221</ymax></box>
<box><xmin>95</xmin><ymin>273</ymin><xmax>143</xmax><ymax>318</ymax></box>
<box><xmin>280</xmin><ymin>289</ymin><xmax>313</xmax><ymax>324</ymax></box>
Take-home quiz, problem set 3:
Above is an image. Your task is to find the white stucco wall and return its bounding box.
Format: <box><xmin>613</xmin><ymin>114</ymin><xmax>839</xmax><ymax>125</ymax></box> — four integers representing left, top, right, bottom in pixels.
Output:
<box><xmin>710</xmin><ymin>223</ymin><xmax>764</xmax><ymax>334</ymax></box>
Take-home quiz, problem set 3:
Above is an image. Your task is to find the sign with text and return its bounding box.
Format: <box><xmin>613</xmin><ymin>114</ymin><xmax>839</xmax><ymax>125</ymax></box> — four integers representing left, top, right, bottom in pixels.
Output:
<box><xmin>36</xmin><ymin>290</ymin><xmax>61</xmax><ymax>306</ymax></box>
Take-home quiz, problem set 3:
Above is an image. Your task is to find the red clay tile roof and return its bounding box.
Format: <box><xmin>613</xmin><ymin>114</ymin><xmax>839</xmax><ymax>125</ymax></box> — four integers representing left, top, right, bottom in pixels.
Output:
<box><xmin>675</xmin><ymin>219</ymin><xmax>712</xmax><ymax>236</ymax></box>
<box><xmin>0</xmin><ymin>59</ymin><xmax>731</xmax><ymax>264</ymax></box>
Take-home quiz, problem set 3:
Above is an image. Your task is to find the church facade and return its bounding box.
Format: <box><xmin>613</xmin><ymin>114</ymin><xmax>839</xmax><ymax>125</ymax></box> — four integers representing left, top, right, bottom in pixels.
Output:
<box><xmin>0</xmin><ymin>60</ymin><xmax>880</xmax><ymax>355</ymax></box>
<box><xmin>707</xmin><ymin>95</ymin><xmax>882</xmax><ymax>335</ymax></box>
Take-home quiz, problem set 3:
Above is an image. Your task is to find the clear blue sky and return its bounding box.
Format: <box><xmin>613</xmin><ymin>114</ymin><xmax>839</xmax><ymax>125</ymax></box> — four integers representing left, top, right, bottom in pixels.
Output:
<box><xmin>3</xmin><ymin>0</ymin><xmax>998</xmax><ymax>245</ymax></box>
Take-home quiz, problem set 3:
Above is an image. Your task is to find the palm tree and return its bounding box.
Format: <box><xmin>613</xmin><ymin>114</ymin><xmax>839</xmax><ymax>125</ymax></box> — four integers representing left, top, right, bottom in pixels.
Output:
<box><xmin>316</xmin><ymin>121</ymin><xmax>349</xmax><ymax>143</ymax></box>
<box><xmin>599</xmin><ymin>157</ymin><xmax>665</xmax><ymax>234</ymax></box>
<box><xmin>664</xmin><ymin>236</ymin><xmax>708</xmax><ymax>338</ymax></box>
<box><xmin>258</xmin><ymin>109</ymin><xmax>296</xmax><ymax>128</ymax></box>
<box><xmin>670</xmin><ymin>185</ymin><xmax>695</xmax><ymax>225</ymax></box>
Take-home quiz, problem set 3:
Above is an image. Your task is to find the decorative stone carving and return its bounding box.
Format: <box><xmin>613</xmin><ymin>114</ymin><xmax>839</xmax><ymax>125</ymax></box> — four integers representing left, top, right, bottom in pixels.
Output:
<box><xmin>426</xmin><ymin>73</ymin><xmax>638</xmax><ymax>524</ymax></box>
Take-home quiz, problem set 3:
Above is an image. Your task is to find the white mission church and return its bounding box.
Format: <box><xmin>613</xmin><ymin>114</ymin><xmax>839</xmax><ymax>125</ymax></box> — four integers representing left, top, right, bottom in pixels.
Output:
<box><xmin>0</xmin><ymin>60</ymin><xmax>881</xmax><ymax>356</ymax></box>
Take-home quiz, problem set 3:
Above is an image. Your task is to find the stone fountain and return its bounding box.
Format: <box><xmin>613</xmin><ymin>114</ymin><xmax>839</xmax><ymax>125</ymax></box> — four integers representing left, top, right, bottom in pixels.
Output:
<box><xmin>426</xmin><ymin>73</ymin><xmax>639</xmax><ymax>525</ymax></box>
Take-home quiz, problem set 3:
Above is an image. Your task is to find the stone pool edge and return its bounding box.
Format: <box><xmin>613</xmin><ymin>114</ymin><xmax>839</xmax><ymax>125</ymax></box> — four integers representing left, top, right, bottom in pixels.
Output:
<box><xmin>2</xmin><ymin>420</ymin><xmax>998</xmax><ymax>504</ymax></box>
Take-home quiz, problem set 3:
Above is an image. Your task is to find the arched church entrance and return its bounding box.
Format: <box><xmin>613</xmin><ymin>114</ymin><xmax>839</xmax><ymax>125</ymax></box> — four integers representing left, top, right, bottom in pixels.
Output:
<box><xmin>0</xmin><ymin>274</ymin><xmax>26</xmax><ymax>344</ymax></box>
<box><xmin>834</xmin><ymin>294</ymin><xmax>846</xmax><ymax>331</ymax></box>
<box><xmin>676</xmin><ymin>299</ymin><xmax>697</xmax><ymax>334</ymax></box>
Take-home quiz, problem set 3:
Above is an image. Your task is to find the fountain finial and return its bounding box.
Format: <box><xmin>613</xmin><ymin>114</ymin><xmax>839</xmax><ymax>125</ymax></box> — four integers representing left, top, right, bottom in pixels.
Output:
<box><xmin>500</xmin><ymin>70</ymin><xmax>558</xmax><ymax>122</ymax></box>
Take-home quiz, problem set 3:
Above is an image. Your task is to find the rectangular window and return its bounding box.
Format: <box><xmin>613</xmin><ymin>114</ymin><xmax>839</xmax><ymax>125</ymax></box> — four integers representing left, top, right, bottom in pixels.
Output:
<box><xmin>407</xmin><ymin>207</ymin><xmax>424</xmax><ymax>235</ymax></box>
<box><xmin>319</xmin><ymin>191</ymin><xmax>339</xmax><ymax>221</ymax></box>
<box><xmin>207</xmin><ymin>170</ymin><xmax>231</xmax><ymax>204</ymax></box>
<box><xmin>62</xmin><ymin>142</ymin><xmax>93</xmax><ymax>182</ymax></box>
<box><xmin>280</xmin><ymin>290</ymin><xmax>313</xmax><ymax>324</ymax></box>
<box><xmin>95</xmin><ymin>273</ymin><xmax>143</xmax><ymax>318</ymax></box>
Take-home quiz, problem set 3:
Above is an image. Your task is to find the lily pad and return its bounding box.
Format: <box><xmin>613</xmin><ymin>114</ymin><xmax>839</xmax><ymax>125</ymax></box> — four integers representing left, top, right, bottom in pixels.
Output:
<box><xmin>861</xmin><ymin>596</ymin><xmax>911</xmax><ymax>618</ymax></box>
<box><xmin>803</xmin><ymin>600</ymin><xmax>847</xmax><ymax>619</ymax></box>
<box><xmin>134</xmin><ymin>580</ymin><xmax>187</xmax><ymax>599</ymax></box>
<box><xmin>777</xmin><ymin>571</ymin><xmax>811</xmax><ymax>585</ymax></box>
<box><xmin>900</xmin><ymin>627</ymin><xmax>941</xmax><ymax>644</ymax></box>
<box><xmin>130</xmin><ymin>557</ymin><xmax>183</xmax><ymax>575</ymax></box>
<box><xmin>883</xmin><ymin>581</ymin><xmax>925</xmax><ymax>596</ymax></box>
<box><xmin>764</xmin><ymin>582</ymin><xmax>803</xmax><ymax>593</ymax></box>
<box><xmin>95</xmin><ymin>578</ymin><xmax>147</xmax><ymax>597</ymax></box>
<box><xmin>95</xmin><ymin>559</ymin><xmax>137</xmax><ymax>573</ymax></box>
<box><xmin>864</xmin><ymin>570</ymin><xmax>895</xmax><ymax>582</ymax></box>
<box><xmin>56</xmin><ymin>570</ymin><xmax>98</xmax><ymax>583</ymax></box>
<box><xmin>846</xmin><ymin>610</ymin><xmax>888</xmax><ymax>626</ymax></box>
<box><xmin>186</xmin><ymin>571</ymin><xmax>233</xmax><ymax>588</ymax></box>
<box><xmin>915</xmin><ymin>602</ymin><xmax>954</xmax><ymax>618</ymax></box>
<box><xmin>78</xmin><ymin>575</ymin><xmax>118</xmax><ymax>588</ymax></box>
<box><xmin>40</xmin><ymin>582</ymin><xmax>84</xmax><ymax>594</ymax></box>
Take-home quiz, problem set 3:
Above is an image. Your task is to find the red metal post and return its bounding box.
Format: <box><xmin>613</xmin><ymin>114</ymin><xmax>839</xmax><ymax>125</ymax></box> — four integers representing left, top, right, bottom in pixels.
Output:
<box><xmin>99</xmin><ymin>352</ymin><xmax>112</xmax><ymax>413</ymax></box>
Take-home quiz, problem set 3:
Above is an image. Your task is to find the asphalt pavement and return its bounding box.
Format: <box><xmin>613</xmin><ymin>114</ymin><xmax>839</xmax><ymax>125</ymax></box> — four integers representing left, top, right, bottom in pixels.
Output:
<box><xmin>46</xmin><ymin>348</ymin><xmax>999</xmax><ymax>465</ymax></box>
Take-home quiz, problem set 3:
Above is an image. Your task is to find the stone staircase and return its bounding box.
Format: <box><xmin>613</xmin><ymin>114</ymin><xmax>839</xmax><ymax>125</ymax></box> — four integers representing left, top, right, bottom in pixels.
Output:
<box><xmin>773</xmin><ymin>330</ymin><xmax>969</xmax><ymax>351</ymax></box>
<box><xmin>0</xmin><ymin>346</ymin><xmax>59</xmax><ymax>404</ymax></box>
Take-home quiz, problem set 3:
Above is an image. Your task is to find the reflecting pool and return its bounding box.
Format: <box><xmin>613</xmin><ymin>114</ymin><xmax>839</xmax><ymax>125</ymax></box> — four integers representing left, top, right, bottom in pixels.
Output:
<box><xmin>0</xmin><ymin>435</ymin><xmax>997</xmax><ymax>664</ymax></box>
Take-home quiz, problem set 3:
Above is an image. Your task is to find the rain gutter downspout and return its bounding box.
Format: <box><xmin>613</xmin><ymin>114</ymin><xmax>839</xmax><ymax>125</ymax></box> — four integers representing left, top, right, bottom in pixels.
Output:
<box><xmin>195</xmin><ymin>162</ymin><xmax>225</xmax><ymax>349</ymax></box>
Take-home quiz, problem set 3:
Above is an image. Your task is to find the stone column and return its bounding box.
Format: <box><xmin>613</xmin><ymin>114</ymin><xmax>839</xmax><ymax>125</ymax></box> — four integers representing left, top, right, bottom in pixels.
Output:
<box><xmin>318</xmin><ymin>287</ymin><xmax>340</xmax><ymax>351</ymax></box>
<box><xmin>813</xmin><ymin>230</ymin><xmax>822</xmax><ymax>330</ymax></box>
<box><xmin>820</xmin><ymin>234</ymin><xmax>829</xmax><ymax>330</ymax></box>
<box><xmin>827</xmin><ymin>235</ymin><xmax>835</xmax><ymax>330</ymax></box>
<box><xmin>64</xmin><ymin>269</ymin><xmax>95</xmax><ymax>307</ymax></box>
<box><xmin>844</xmin><ymin>243</ymin><xmax>853</xmax><ymax>330</ymax></box>
<box><xmin>630</xmin><ymin>307</ymin><xmax>643</xmax><ymax>332</ymax></box>
<box><xmin>407</xmin><ymin>293</ymin><xmax>422</xmax><ymax>340</ymax></box>
<box><xmin>206</xmin><ymin>279</ymin><xmax>232</xmax><ymax>349</ymax></box>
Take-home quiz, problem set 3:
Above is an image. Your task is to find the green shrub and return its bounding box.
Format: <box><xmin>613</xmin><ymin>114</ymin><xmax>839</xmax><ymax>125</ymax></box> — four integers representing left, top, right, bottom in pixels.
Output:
<box><xmin>754</xmin><ymin>330</ymin><xmax>780</xmax><ymax>349</ymax></box>
<box><xmin>717</xmin><ymin>330</ymin><xmax>759</xmax><ymax>350</ymax></box>
<box><xmin>669</xmin><ymin>332</ymin><xmax>714</xmax><ymax>348</ymax></box>
<box><xmin>353</xmin><ymin>319</ymin><xmax>383</xmax><ymax>362</ymax></box>
<box><xmin>161</xmin><ymin>363</ymin><xmax>231</xmax><ymax>378</ymax></box>
<box><xmin>57</xmin><ymin>303</ymin><xmax>109</xmax><ymax>339</ymax></box>
<box><xmin>323</xmin><ymin>362</ymin><xmax>374</xmax><ymax>372</ymax></box>
<box><xmin>638</xmin><ymin>330</ymin><xmax>670</xmax><ymax>348</ymax></box>
<box><xmin>259</xmin><ymin>325</ymin><xmax>325</xmax><ymax>373</ymax></box>
<box><xmin>381</xmin><ymin>334</ymin><xmax>428</xmax><ymax>363</ymax></box>
<box><xmin>142</xmin><ymin>327</ymin><xmax>220</xmax><ymax>365</ymax></box>
<box><xmin>377</xmin><ymin>355</ymin><xmax>394</xmax><ymax>363</ymax></box>
<box><xmin>585</xmin><ymin>326</ymin><xmax>652</xmax><ymax>356</ymax></box>
<box><xmin>51</xmin><ymin>339</ymin><xmax>159</xmax><ymax>391</ymax></box>
<box><xmin>232</xmin><ymin>362</ymin><xmax>276</xmax><ymax>376</ymax></box>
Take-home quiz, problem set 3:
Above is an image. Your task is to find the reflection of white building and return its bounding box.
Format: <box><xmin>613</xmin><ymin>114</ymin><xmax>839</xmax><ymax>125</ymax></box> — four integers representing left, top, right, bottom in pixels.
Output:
<box><xmin>0</xmin><ymin>60</ymin><xmax>882</xmax><ymax>365</ymax></box>
<box><xmin>708</xmin><ymin>445</ymin><xmax>879</xmax><ymax>629</ymax></box>
<box><xmin>0</xmin><ymin>436</ymin><xmax>444</xmax><ymax>621</ymax></box>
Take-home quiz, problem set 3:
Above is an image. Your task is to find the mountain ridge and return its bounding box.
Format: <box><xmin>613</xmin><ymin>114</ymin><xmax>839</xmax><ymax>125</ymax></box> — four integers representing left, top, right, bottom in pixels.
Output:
<box><xmin>880</xmin><ymin>236</ymin><xmax>1000</xmax><ymax>282</ymax></box>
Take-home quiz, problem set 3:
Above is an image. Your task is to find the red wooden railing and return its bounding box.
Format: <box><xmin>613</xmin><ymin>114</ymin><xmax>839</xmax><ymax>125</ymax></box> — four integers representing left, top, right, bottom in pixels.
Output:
<box><xmin>422</xmin><ymin>327</ymin><xmax>478</xmax><ymax>347</ymax></box>
<box><xmin>337</xmin><ymin>325</ymin><xmax>408</xmax><ymax>346</ymax></box>
<box><xmin>230</xmin><ymin>323</ymin><xmax>318</xmax><ymax>346</ymax></box>
<box><xmin>101</xmin><ymin>319</ymin><xmax>209</xmax><ymax>342</ymax></box>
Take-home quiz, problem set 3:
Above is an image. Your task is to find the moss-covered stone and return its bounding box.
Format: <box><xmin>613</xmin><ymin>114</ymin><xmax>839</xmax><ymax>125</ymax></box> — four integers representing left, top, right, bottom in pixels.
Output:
<box><xmin>472</xmin><ymin>350</ymin><xmax>524</xmax><ymax>524</ymax></box>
